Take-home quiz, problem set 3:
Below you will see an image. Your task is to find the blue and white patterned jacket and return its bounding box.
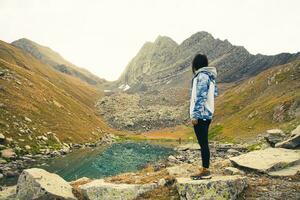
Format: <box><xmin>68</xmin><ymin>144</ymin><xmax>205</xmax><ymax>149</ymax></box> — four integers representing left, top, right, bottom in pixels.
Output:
<box><xmin>190</xmin><ymin>67</ymin><xmax>218</xmax><ymax>120</ymax></box>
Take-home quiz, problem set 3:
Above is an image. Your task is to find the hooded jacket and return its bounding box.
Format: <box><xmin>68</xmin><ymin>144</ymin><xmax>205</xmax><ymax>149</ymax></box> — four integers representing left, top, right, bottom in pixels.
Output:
<box><xmin>190</xmin><ymin>66</ymin><xmax>218</xmax><ymax>120</ymax></box>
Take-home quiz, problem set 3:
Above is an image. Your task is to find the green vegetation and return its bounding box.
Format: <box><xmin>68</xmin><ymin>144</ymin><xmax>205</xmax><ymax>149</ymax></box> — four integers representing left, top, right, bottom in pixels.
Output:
<box><xmin>208</xmin><ymin>124</ymin><xmax>223</xmax><ymax>140</ymax></box>
<box><xmin>214</xmin><ymin>60</ymin><xmax>300</xmax><ymax>139</ymax></box>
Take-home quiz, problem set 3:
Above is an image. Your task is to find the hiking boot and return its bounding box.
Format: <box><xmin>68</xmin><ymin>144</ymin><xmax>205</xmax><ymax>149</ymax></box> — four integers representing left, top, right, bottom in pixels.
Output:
<box><xmin>190</xmin><ymin>167</ymin><xmax>212</xmax><ymax>180</ymax></box>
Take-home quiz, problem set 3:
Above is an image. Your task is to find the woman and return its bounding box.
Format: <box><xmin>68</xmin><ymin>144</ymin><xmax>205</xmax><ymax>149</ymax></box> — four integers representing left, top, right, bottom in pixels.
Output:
<box><xmin>189</xmin><ymin>54</ymin><xmax>218</xmax><ymax>179</ymax></box>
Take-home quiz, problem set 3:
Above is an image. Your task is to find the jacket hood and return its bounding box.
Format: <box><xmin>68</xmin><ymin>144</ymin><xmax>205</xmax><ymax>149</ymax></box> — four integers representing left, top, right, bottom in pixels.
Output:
<box><xmin>195</xmin><ymin>66</ymin><xmax>217</xmax><ymax>80</ymax></box>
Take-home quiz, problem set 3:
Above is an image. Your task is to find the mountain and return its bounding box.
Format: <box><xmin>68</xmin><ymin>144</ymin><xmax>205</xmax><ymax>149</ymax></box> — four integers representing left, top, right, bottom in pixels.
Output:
<box><xmin>99</xmin><ymin>59</ymin><xmax>300</xmax><ymax>141</ymax></box>
<box><xmin>117</xmin><ymin>31</ymin><xmax>300</xmax><ymax>91</ymax></box>
<box><xmin>98</xmin><ymin>31</ymin><xmax>300</xmax><ymax>140</ymax></box>
<box><xmin>11</xmin><ymin>38</ymin><xmax>106</xmax><ymax>85</ymax></box>
<box><xmin>0</xmin><ymin>40</ymin><xmax>112</xmax><ymax>151</ymax></box>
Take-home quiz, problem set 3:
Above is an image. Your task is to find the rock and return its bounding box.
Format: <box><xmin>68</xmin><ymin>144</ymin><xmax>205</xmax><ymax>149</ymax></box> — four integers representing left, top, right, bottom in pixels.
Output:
<box><xmin>275</xmin><ymin>125</ymin><xmax>300</xmax><ymax>149</ymax></box>
<box><xmin>176</xmin><ymin>143</ymin><xmax>200</xmax><ymax>151</ymax></box>
<box><xmin>24</xmin><ymin>145</ymin><xmax>31</xmax><ymax>150</ymax></box>
<box><xmin>72</xmin><ymin>143</ymin><xmax>82</xmax><ymax>149</ymax></box>
<box><xmin>167</xmin><ymin>155</ymin><xmax>178</xmax><ymax>162</ymax></box>
<box><xmin>264</xmin><ymin>131</ymin><xmax>285</xmax><ymax>147</ymax></box>
<box><xmin>60</xmin><ymin>146</ymin><xmax>71</xmax><ymax>155</ymax></box>
<box><xmin>227</xmin><ymin>148</ymin><xmax>241</xmax><ymax>154</ymax></box>
<box><xmin>16</xmin><ymin>168</ymin><xmax>76</xmax><ymax>200</ymax></box>
<box><xmin>6</xmin><ymin>137</ymin><xmax>13</xmax><ymax>143</ymax></box>
<box><xmin>1</xmin><ymin>148</ymin><xmax>16</xmax><ymax>159</ymax></box>
<box><xmin>224</xmin><ymin>167</ymin><xmax>245</xmax><ymax>175</ymax></box>
<box><xmin>166</xmin><ymin>164</ymin><xmax>199</xmax><ymax>177</ymax></box>
<box><xmin>229</xmin><ymin>148</ymin><xmax>300</xmax><ymax>173</ymax></box>
<box><xmin>0</xmin><ymin>133</ymin><xmax>5</xmax><ymax>142</ymax></box>
<box><xmin>50</xmin><ymin>150</ymin><xmax>60</xmax><ymax>157</ymax></box>
<box><xmin>157</xmin><ymin>178</ymin><xmax>166</xmax><ymax>186</ymax></box>
<box><xmin>4</xmin><ymin>170</ymin><xmax>19</xmax><ymax>177</ymax></box>
<box><xmin>79</xmin><ymin>179</ymin><xmax>157</xmax><ymax>200</ymax></box>
<box><xmin>0</xmin><ymin>173</ymin><xmax>3</xmax><ymax>179</ymax></box>
<box><xmin>0</xmin><ymin>185</ymin><xmax>17</xmax><ymax>200</ymax></box>
<box><xmin>176</xmin><ymin>175</ymin><xmax>247</xmax><ymax>200</ymax></box>
<box><xmin>268</xmin><ymin>161</ymin><xmax>300</xmax><ymax>177</ymax></box>
<box><xmin>37</xmin><ymin>135</ymin><xmax>48</xmax><ymax>141</ymax></box>
<box><xmin>24</xmin><ymin>117</ymin><xmax>32</xmax><ymax>123</ymax></box>
<box><xmin>266</xmin><ymin>129</ymin><xmax>284</xmax><ymax>134</ymax></box>
<box><xmin>69</xmin><ymin>177</ymin><xmax>91</xmax><ymax>185</ymax></box>
<box><xmin>0</xmin><ymin>159</ymin><xmax>7</xmax><ymax>164</ymax></box>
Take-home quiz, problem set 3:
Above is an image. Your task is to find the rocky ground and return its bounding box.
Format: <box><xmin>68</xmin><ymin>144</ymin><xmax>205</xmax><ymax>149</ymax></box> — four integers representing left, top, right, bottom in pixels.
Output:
<box><xmin>96</xmin><ymin>88</ymin><xmax>189</xmax><ymax>132</ymax></box>
<box><xmin>0</xmin><ymin>125</ymin><xmax>299</xmax><ymax>200</ymax></box>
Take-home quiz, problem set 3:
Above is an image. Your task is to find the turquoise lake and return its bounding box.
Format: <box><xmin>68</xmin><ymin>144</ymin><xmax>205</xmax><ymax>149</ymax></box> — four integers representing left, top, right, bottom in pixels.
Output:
<box><xmin>37</xmin><ymin>141</ymin><xmax>174</xmax><ymax>181</ymax></box>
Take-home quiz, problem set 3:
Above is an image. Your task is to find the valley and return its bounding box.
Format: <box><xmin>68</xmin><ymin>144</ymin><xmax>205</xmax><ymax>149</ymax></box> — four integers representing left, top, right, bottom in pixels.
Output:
<box><xmin>0</xmin><ymin>31</ymin><xmax>299</xmax><ymax>199</ymax></box>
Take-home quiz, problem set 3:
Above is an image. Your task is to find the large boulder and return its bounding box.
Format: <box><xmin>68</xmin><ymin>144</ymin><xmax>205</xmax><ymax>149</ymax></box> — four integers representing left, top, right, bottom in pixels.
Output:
<box><xmin>275</xmin><ymin>125</ymin><xmax>300</xmax><ymax>149</ymax></box>
<box><xmin>176</xmin><ymin>175</ymin><xmax>247</xmax><ymax>200</ymax></box>
<box><xmin>229</xmin><ymin>148</ymin><xmax>300</xmax><ymax>173</ymax></box>
<box><xmin>16</xmin><ymin>168</ymin><xmax>76</xmax><ymax>200</ymax></box>
<box><xmin>79</xmin><ymin>179</ymin><xmax>157</xmax><ymax>200</ymax></box>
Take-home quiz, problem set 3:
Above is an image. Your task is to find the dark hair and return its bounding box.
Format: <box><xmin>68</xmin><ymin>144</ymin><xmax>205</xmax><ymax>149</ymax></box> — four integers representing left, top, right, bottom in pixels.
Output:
<box><xmin>192</xmin><ymin>54</ymin><xmax>208</xmax><ymax>74</ymax></box>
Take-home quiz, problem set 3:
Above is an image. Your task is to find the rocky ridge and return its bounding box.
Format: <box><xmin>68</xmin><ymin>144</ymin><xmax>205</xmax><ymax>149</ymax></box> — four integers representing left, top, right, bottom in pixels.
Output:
<box><xmin>117</xmin><ymin>31</ymin><xmax>300</xmax><ymax>90</ymax></box>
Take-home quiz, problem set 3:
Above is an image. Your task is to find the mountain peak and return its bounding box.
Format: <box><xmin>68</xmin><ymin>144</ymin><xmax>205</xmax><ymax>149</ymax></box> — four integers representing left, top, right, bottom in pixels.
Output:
<box><xmin>154</xmin><ymin>35</ymin><xmax>178</xmax><ymax>45</ymax></box>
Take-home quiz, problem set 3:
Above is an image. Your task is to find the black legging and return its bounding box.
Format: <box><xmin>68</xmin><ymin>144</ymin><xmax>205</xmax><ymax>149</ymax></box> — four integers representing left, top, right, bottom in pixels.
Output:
<box><xmin>193</xmin><ymin>119</ymin><xmax>211</xmax><ymax>168</ymax></box>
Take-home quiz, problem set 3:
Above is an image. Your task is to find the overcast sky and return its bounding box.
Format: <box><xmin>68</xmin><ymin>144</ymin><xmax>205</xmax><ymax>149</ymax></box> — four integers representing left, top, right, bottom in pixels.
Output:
<box><xmin>0</xmin><ymin>0</ymin><xmax>299</xmax><ymax>81</ymax></box>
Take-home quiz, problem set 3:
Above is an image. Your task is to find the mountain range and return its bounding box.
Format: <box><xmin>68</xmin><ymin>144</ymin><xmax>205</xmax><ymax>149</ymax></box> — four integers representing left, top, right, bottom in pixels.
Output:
<box><xmin>117</xmin><ymin>31</ymin><xmax>300</xmax><ymax>91</ymax></box>
<box><xmin>1</xmin><ymin>31</ymin><xmax>299</xmax><ymax>145</ymax></box>
<box><xmin>100</xmin><ymin>31</ymin><xmax>300</xmax><ymax>140</ymax></box>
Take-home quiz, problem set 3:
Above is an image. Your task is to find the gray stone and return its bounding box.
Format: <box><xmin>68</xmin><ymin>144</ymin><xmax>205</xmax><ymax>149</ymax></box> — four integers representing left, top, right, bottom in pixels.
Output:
<box><xmin>16</xmin><ymin>168</ymin><xmax>76</xmax><ymax>200</ymax></box>
<box><xmin>229</xmin><ymin>148</ymin><xmax>300</xmax><ymax>172</ymax></box>
<box><xmin>268</xmin><ymin>161</ymin><xmax>300</xmax><ymax>177</ymax></box>
<box><xmin>176</xmin><ymin>175</ymin><xmax>247</xmax><ymax>200</ymax></box>
<box><xmin>224</xmin><ymin>167</ymin><xmax>245</xmax><ymax>175</ymax></box>
<box><xmin>275</xmin><ymin>125</ymin><xmax>300</xmax><ymax>149</ymax></box>
<box><xmin>227</xmin><ymin>148</ymin><xmax>241</xmax><ymax>154</ymax></box>
<box><xmin>264</xmin><ymin>131</ymin><xmax>285</xmax><ymax>147</ymax></box>
<box><xmin>79</xmin><ymin>179</ymin><xmax>157</xmax><ymax>200</ymax></box>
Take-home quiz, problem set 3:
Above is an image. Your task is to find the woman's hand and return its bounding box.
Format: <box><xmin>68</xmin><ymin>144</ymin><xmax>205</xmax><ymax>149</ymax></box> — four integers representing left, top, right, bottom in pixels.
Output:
<box><xmin>191</xmin><ymin>119</ymin><xmax>198</xmax><ymax>126</ymax></box>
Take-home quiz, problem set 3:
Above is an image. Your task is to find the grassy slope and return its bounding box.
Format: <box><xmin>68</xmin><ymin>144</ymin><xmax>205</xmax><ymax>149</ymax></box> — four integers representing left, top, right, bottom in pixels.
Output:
<box><xmin>129</xmin><ymin>60</ymin><xmax>300</xmax><ymax>142</ymax></box>
<box><xmin>0</xmin><ymin>40</ymin><xmax>115</xmax><ymax>149</ymax></box>
<box><xmin>213</xmin><ymin>59</ymin><xmax>300</xmax><ymax>140</ymax></box>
